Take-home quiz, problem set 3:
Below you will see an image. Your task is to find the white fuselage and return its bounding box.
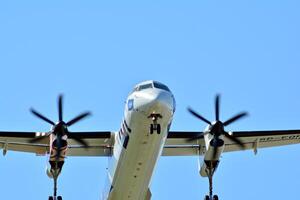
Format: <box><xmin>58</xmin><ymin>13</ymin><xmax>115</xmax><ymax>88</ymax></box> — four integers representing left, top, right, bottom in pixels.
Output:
<box><xmin>102</xmin><ymin>81</ymin><xmax>175</xmax><ymax>200</ymax></box>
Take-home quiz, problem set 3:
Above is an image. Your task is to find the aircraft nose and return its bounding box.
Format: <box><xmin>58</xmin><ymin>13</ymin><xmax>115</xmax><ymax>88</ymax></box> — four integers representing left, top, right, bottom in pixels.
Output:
<box><xmin>139</xmin><ymin>90</ymin><xmax>174</xmax><ymax>114</ymax></box>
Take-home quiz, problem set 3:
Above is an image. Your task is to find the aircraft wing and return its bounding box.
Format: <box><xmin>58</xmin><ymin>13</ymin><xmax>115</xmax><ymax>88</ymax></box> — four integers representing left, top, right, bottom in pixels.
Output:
<box><xmin>224</xmin><ymin>130</ymin><xmax>300</xmax><ymax>153</ymax></box>
<box><xmin>163</xmin><ymin>130</ymin><xmax>300</xmax><ymax>156</ymax></box>
<box><xmin>162</xmin><ymin>131</ymin><xmax>205</xmax><ymax>156</ymax></box>
<box><xmin>0</xmin><ymin>131</ymin><xmax>113</xmax><ymax>156</ymax></box>
<box><xmin>67</xmin><ymin>131</ymin><xmax>113</xmax><ymax>156</ymax></box>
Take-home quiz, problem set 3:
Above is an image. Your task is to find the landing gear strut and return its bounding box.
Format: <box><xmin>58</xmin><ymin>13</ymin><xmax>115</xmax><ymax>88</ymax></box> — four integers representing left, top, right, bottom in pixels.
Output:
<box><xmin>204</xmin><ymin>162</ymin><xmax>219</xmax><ymax>200</ymax></box>
<box><xmin>148</xmin><ymin>113</ymin><xmax>162</xmax><ymax>134</ymax></box>
<box><xmin>48</xmin><ymin>161</ymin><xmax>64</xmax><ymax>200</ymax></box>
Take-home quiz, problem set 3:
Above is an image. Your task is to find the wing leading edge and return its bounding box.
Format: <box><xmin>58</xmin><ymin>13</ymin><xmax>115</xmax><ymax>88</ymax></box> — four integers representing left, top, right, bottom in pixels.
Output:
<box><xmin>163</xmin><ymin>130</ymin><xmax>300</xmax><ymax>156</ymax></box>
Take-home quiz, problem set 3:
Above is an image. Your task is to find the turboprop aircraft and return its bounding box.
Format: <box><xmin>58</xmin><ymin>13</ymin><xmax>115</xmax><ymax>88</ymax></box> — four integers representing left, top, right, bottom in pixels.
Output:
<box><xmin>0</xmin><ymin>80</ymin><xmax>299</xmax><ymax>200</ymax></box>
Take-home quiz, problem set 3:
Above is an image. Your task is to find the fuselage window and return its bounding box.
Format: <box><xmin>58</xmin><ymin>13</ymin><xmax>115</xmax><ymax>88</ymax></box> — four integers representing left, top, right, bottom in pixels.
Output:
<box><xmin>153</xmin><ymin>82</ymin><xmax>171</xmax><ymax>92</ymax></box>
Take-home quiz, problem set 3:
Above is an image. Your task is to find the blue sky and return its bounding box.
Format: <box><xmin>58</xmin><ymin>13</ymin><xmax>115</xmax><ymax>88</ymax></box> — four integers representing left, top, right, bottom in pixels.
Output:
<box><xmin>0</xmin><ymin>1</ymin><xmax>300</xmax><ymax>199</ymax></box>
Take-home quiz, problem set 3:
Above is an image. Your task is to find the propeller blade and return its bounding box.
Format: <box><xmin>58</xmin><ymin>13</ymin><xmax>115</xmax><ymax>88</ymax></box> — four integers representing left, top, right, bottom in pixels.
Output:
<box><xmin>187</xmin><ymin>107</ymin><xmax>211</xmax><ymax>125</ymax></box>
<box><xmin>215</xmin><ymin>94</ymin><xmax>220</xmax><ymax>121</ymax></box>
<box><xmin>223</xmin><ymin>112</ymin><xmax>248</xmax><ymax>126</ymax></box>
<box><xmin>66</xmin><ymin>112</ymin><xmax>91</xmax><ymax>127</ymax></box>
<box><xmin>58</xmin><ymin>95</ymin><xmax>63</xmax><ymax>122</ymax></box>
<box><xmin>224</xmin><ymin>132</ymin><xmax>245</xmax><ymax>149</ymax></box>
<box><xmin>186</xmin><ymin>132</ymin><xmax>205</xmax><ymax>141</ymax></box>
<box><xmin>30</xmin><ymin>108</ymin><xmax>55</xmax><ymax>126</ymax></box>
<box><xmin>71</xmin><ymin>136</ymin><xmax>89</xmax><ymax>148</ymax></box>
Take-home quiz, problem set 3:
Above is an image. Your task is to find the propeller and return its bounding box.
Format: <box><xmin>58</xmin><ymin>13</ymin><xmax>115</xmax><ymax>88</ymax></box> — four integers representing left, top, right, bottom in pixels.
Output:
<box><xmin>30</xmin><ymin>95</ymin><xmax>91</xmax><ymax>159</ymax></box>
<box><xmin>188</xmin><ymin>94</ymin><xmax>248</xmax><ymax>159</ymax></box>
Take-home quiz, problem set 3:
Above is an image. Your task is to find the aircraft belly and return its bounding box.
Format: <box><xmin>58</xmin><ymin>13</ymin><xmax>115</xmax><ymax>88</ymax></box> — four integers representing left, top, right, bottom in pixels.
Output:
<box><xmin>107</xmin><ymin>112</ymin><xmax>169</xmax><ymax>200</ymax></box>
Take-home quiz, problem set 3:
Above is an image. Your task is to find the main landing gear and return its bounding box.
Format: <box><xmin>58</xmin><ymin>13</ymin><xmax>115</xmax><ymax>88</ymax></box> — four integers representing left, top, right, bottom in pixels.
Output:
<box><xmin>48</xmin><ymin>176</ymin><xmax>63</xmax><ymax>200</ymax></box>
<box><xmin>204</xmin><ymin>195</ymin><xmax>218</xmax><ymax>200</ymax></box>
<box><xmin>48</xmin><ymin>196</ymin><xmax>62</xmax><ymax>200</ymax></box>
<box><xmin>148</xmin><ymin>113</ymin><xmax>162</xmax><ymax>134</ymax></box>
<box><xmin>204</xmin><ymin>161</ymin><xmax>219</xmax><ymax>200</ymax></box>
<box><xmin>48</xmin><ymin>161</ymin><xmax>64</xmax><ymax>200</ymax></box>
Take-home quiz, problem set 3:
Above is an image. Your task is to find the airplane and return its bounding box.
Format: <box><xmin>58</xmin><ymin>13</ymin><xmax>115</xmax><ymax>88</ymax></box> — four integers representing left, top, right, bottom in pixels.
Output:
<box><xmin>0</xmin><ymin>80</ymin><xmax>300</xmax><ymax>200</ymax></box>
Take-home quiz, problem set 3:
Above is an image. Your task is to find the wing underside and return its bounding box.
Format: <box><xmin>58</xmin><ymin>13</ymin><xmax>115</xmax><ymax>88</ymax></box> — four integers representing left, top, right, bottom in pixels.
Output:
<box><xmin>0</xmin><ymin>131</ymin><xmax>113</xmax><ymax>156</ymax></box>
<box><xmin>1</xmin><ymin>129</ymin><xmax>300</xmax><ymax>157</ymax></box>
<box><xmin>163</xmin><ymin>130</ymin><xmax>300</xmax><ymax>156</ymax></box>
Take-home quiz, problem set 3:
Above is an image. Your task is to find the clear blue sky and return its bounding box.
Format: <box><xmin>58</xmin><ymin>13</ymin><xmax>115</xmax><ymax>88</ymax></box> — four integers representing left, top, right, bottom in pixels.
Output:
<box><xmin>0</xmin><ymin>1</ymin><xmax>300</xmax><ymax>199</ymax></box>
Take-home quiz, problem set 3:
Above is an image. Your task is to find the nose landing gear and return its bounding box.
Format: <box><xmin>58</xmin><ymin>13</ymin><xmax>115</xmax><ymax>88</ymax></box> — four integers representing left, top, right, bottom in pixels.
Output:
<box><xmin>150</xmin><ymin>123</ymin><xmax>161</xmax><ymax>134</ymax></box>
<box><xmin>148</xmin><ymin>113</ymin><xmax>162</xmax><ymax>134</ymax></box>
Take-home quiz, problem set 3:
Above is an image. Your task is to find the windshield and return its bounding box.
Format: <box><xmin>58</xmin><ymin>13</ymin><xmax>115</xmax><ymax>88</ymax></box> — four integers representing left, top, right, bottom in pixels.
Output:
<box><xmin>138</xmin><ymin>83</ymin><xmax>153</xmax><ymax>91</ymax></box>
<box><xmin>153</xmin><ymin>82</ymin><xmax>170</xmax><ymax>92</ymax></box>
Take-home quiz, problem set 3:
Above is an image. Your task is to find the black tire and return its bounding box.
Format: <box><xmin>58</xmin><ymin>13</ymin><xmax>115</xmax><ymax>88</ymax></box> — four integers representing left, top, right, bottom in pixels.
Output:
<box><xmin>157</xmin><ymin>124</ymin><xmax>161</xmax><ymax>134</ymax></box>
<box><xmin>57</xmin><ymin>196</ymin><xmax>63</xmax><ymax>200</ymax></box>
<box><xmin>150</xmin><ymin>124</ymin><xmax>154</xmax><ymax>134</ymax></box>
<box><xmin>213</xmin><ymin>195</ymin><xmax>218</xmax><ymax>200</ymax></box>
<box><xmin>204</xmin><ymin>195</ymin><xmax>210</xmax><ymax>200</ymax></box>
<box><xmin>48</xmin><ymin>197</ymin><xmax>54</xmax><ymax>200</ymax></box>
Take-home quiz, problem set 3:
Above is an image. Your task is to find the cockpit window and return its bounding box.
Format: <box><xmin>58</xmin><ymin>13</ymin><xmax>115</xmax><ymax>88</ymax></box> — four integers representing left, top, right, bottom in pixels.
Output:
<box><xmin>153</xmin><ymin>82</ymin><xmax>170</xmax><ymax>92</ymax></box>
<box><xmin>138</xmin><ymin>83</ymin><xmax>153</xmax><ymax>91</ymax></box>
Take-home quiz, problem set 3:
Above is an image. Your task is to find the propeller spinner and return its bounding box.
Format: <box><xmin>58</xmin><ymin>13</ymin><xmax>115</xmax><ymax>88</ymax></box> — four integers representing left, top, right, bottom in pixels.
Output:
<box><xmin>188</xmin><ymin>94</ymin><xmax>248</xmax><ymax>159</ymax></box>
<box><xmin>30</xmin><ymin>95</ymin><xmax>91</xmax><ymax>158</ymax></box>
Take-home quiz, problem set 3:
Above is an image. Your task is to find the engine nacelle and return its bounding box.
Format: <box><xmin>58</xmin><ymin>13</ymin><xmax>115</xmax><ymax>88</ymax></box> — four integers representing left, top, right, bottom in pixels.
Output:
<box><xmin>199</xmin><ymin>160</ymin><xmax>220</xmax><ymax>177</ymax></box>
<box><xmin>199</xmin><ymin>138</ymin><xmax>224</xmax><ymax>177</ymax></box>
<box><xmin>203</xmin><ymin>141</ymin><xmax>224</xmax><ymax>161</ymax></box>
<box><xmin>46</xmin><ymin>167</ymin><xmax>53</xmax><ymax>179</ymax></box>
<box><xmin>46</xmin><ymin>166</ymin><xmax>61</xmax><ymax>179</ymax></box>
<box><xmin>203</xmin><ymin>138</ymin><xmax>224</xmax><ymax>161</ymax></box>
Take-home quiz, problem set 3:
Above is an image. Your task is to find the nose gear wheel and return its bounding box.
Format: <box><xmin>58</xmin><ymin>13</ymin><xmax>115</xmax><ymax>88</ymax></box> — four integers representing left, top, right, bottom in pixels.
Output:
<box><xmin>148</xmin><ymin>113</ymin><xmax>162</xmax><ymax>134</ymax></box>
